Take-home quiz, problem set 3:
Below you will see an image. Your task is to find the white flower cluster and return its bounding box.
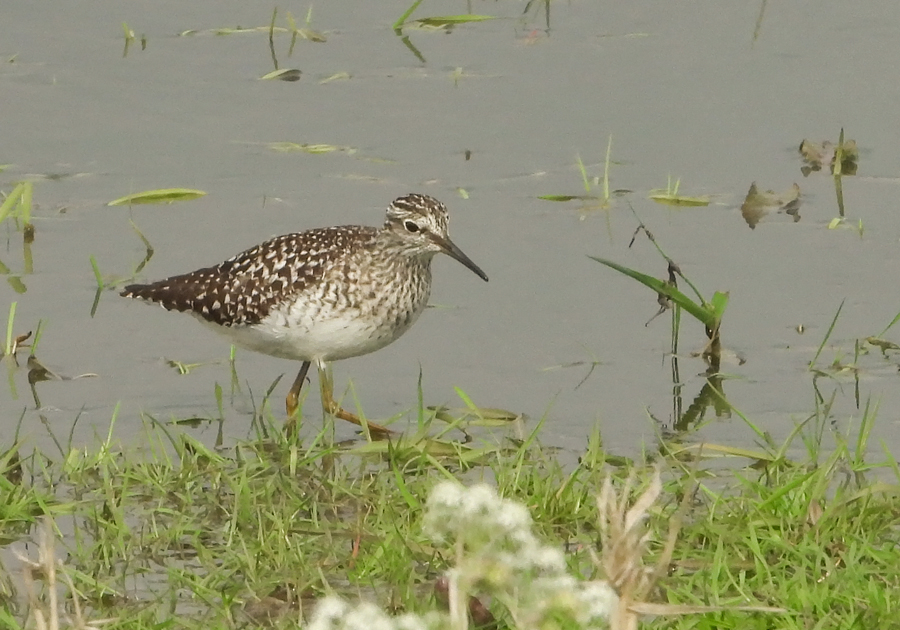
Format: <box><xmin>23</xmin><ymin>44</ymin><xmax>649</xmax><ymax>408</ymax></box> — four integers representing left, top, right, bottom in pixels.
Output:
<box><xmin>307</xmin><ymin>482</ymin><xmax>617</xmax><ymax>630</ymax></box>
<box><xmin>424</xmin><ymin>481</ymin><xmax>618</xmax><ymax>629</ymax></box>
<box><xmin>424</xmin><ymin>482</ymin><xmax>561</xmax><ymax>573</ymax></box>
<box><xmin>308</xmin><ymin>596</ymin><xmax>443</xmax><ymax>630</ymax></box>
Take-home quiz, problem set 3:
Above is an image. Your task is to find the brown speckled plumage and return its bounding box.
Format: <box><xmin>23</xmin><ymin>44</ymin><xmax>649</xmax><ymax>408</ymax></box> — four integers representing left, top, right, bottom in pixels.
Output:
<box><xmin>122</xmin><ymin>226</ymin><xmax>378</xmax><ymax>328</ymax></box>
<box><xmin>121</xmin><ymin>193</ymin><xmax>488</xmax><ymax>364</ymax></box>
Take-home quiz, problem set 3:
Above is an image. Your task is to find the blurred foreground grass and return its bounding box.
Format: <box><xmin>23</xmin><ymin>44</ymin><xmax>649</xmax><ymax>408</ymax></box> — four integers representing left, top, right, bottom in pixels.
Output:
<box><xmin>1</xmin><ymin>407</ymin><xmax>897</xmax><ymax>629</ymax></box>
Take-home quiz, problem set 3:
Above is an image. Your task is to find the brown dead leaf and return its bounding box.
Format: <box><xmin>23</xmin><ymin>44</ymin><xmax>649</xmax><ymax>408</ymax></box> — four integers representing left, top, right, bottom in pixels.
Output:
<box><xmin>740</xmin><ymin>182</ymin><xmax>801</xmax><ymax>229</ymax></box>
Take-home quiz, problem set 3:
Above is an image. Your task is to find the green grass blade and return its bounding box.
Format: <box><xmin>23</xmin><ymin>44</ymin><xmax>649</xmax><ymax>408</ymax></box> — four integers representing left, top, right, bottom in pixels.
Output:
<box><xmin>30</xmin><ymin>319</ymin><xmax>44</xmax><ymax>357</ymax></box>
<box><xmin>710</xmin><ymin>291</ymin><xmax>730</xmax><ymax>320</ymax></box>
<box><xmin>576</xmin><ymin>154</ymin><xmax>590</xmax><ymax>194</ymax></box>
<box><xmin>19</xmin><ymin>181</ymin><xmax>32</xmax><ymax>225</ymax></box>
<box><xmin>809</xmin><ymin>299</ymin><xmax>844</xmax><ymax>370</ymax></box>
<box><xmin>0</xmin><ymin>182</ymin><xmax>24</xmax><ymax>223</ymax></box>
<box><xmin>877</xmin><ymin>308</ymin><xmax>900</xmax><ymax>338</ymax></box>
<box><xmin>588</xmin><ymin>256</ymin><xmax>714</xmax><ymax>327</ymax></box>
<box><xmin>5</xmin><ymin>302</ymin><xmax>16</xmax><ymax>356</ymax></box>
<box><xmin>603</xmin><ymin>135</ymin><xmax>612</xmax><ymax>200</ymax></box>
<box><xmin>89</xmin><ymin>255</ymin><xmax>104</xmax><ymax>288</ymax></box>
<box><xmin>393</xmin><ymin>0</ymin><xmax>425</xmax><ymax>29</ymax></box>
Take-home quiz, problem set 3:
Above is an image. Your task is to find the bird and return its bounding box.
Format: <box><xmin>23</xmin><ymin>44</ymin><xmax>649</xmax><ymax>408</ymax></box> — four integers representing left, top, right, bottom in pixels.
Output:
<box><xmin>120</xmin><ymin>193</ymin><xmax>489</xmax><ymax>437</ymax></box>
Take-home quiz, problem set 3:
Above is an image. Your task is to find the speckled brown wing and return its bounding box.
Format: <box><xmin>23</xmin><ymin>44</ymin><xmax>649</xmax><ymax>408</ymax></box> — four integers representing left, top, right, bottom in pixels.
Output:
<box><xmin>120</xmin><ymin>226</ymin><xmax>376</xmax><ymax>327</ymax></box>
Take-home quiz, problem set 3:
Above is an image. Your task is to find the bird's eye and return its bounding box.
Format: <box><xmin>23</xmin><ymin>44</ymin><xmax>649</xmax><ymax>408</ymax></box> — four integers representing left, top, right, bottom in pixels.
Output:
<box><xmin>404</xmin><ymin>220</ymin><xmax>420</xmax><ymax>233</ymax></box>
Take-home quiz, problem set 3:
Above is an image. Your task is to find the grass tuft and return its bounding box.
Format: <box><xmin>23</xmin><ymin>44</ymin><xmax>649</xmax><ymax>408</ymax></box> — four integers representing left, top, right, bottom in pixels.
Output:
<box><xmin>2</xmin><ymin>403</ymin><xmax>898</xmax><ymax>628</ymax></box>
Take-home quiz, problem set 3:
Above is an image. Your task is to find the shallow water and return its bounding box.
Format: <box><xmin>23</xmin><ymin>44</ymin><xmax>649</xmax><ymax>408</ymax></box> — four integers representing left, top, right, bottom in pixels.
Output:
<box><xmin>2</xmin><ymin>1</ymin><xmax>900</xmax><ymax>457</ymax></box>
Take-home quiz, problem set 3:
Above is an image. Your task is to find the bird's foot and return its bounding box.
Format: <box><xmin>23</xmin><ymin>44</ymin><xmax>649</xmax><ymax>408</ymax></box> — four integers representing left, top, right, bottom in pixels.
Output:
<box><xmin>324</xmin><ymin>399</ymin><xmax>394</xmax><ymax>439</ymax></box>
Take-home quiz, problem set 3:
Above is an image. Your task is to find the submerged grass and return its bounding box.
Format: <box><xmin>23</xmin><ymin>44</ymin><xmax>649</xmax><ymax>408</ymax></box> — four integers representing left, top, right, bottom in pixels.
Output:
<box><xmin>2</xmin><ymin>398</ymin><xmax>899</xmax><ymax>629</ymax></box>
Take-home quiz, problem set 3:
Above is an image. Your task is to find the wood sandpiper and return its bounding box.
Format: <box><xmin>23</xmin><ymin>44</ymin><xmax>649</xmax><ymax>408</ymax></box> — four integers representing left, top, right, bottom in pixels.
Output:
<box><xmin>121</xmin><ymin>193</ymin><xmax>489</xmax><ymax>436</ymax></box>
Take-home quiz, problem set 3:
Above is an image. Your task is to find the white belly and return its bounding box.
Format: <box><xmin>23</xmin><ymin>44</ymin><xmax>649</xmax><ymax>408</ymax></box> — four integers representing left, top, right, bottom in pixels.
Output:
<box><xmin>198</xmin><ymin>291</ymin><xmax>427</xmax><ymax>362</ymax></box>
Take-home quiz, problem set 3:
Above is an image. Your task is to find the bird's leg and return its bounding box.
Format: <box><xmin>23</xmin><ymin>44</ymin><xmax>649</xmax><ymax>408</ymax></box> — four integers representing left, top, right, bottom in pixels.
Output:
<box><xmin>316</xmin><ymin>360</ymin><xmax>393</xmax><ymax>439</ymax></box>
<box><xmin>284</xmin><ymin>360</ymin><xmax>311</xmax><ymax>435</ymax></box>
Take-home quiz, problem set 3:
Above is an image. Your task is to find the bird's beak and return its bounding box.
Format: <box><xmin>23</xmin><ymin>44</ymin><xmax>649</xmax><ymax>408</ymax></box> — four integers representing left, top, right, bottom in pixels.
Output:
<box><xmin>430</xmin><ymin>234</ymin><xmax>489</xmax><ymax>282</ymax></box>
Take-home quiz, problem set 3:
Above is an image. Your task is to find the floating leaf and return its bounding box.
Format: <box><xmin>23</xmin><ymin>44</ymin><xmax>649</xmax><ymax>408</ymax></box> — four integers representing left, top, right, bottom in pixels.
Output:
<box><xmin>538</xmin><ymin>194</ymin><xmax>598</xmax><ymax>202</ymax></box>
<box><xmin>7</xmin><ymin>277</ymin><xmax>26</xmax><ymax>294</ymax></box>
<box><xmin>171</xmin><ymin>417</ymin><xmax>206</xmax><ymax>427</ymax></box>
<box><xmin>266</xmin><ymin>142</ymin><xmax>356</xmax><ymax>155</ymax></box>
<box><xmin>296</xmin><ymin>27</ymin><xmax>326</xmax><ymax>42</ymax></box>
<box><xmin>866</xmin><ymin>336</ymin><xmax>900</xmax><ymax>355</ymax></box>
<box><xmin>107</xmin><ymin>189</ymin><xmax>206</xmax><ymax>206</ymax></box>
<box><xmin>429</xmin><ymin>405</ymin><xmax>521</xmax><ymax>427</ymax></box>
<box><xmin>319</xmin><ymin>72</ymin><xmax>351</xmax><ymax>84</ymax></box>
<box><xmin>648</xmin><ymin>191</ymin><xmax>710</xmax><ymax>207</ymax></box>
<box><xmin>349</xmin><ymin>435</ymin><xmax>487</xmax><ymax>458</ymax></box>
<box><xmin>740</xmin><ymin>182</ymin><xmax>801</xmax><ymax>229</ymax></box>
<box><xmin>165</xmin><ymin>359</ymin><xmax>205</xmax><ymax>375</ymax></box>
<box><xmin>799</xmin><ymin>132</ymin><xmax>858</xmax><ymax>177</ymax></box>
<box><xmin>259</xmin><ymin>68</ymin><xmax>301</xmax><ymax>81</ymax></box>
<box><xmin>681</xmin><ymin>442</ymin><xmax>778</xmax><ymax>463</ymax></box>
<box><xmin>647</xmin><ymin>176</ymin><xmax>709</xmax><ymax>207</ymax></box>
<box><xmin>213</xmin><ymin>27</ymin><xmax>257</xmax><ymax>35</ymax></box>
<box><xmin>412</xmin><ymin>14</ymin><xmax>495</xmax><ymax>27</ymax></box>
<box><xmin>25</xmin><ymin>356</ymin><xmax>98</xmax><ymax>383</ymax></box>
